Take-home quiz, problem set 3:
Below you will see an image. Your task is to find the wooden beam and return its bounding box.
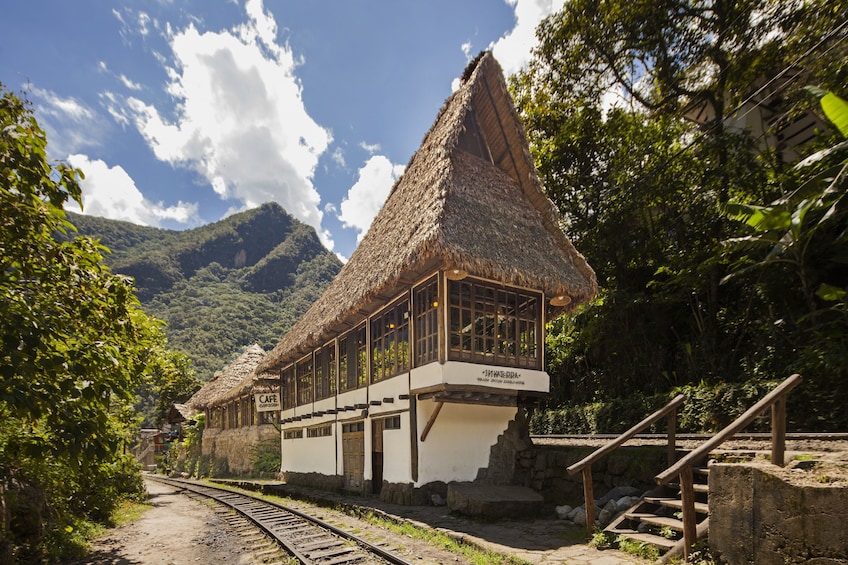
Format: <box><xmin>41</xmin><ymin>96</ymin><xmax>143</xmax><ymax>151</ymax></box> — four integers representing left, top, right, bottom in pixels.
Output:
<box><xmin>679</xmin><ymin>466</ymin><xmax>697</xmax><ymax>560</ymax></box>
<box><xmin>420</xmin><ymin>401</ymin><xmax>444</xmax><ymax>442</ymax></box>
<box><xmin>772</xmin><ymin>397</ymin><xmax>786</xmax><ymax>467</ymax></box>
<box><xmin>582</xmin><ymin>467</ymin><xmax>594</xmax><ymax>537</ymax></box>
<box><xmin>410</xmin><ymin>396</ymin><xmax>418</xmax><ymax>482</ymax></box>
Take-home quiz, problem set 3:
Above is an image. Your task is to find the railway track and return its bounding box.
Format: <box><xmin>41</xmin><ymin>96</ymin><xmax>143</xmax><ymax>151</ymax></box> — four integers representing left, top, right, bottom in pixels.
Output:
<box><xmin>148</xmin><ymin>476</ymin><xmax>416</xmax><ymax>565</ymax></box>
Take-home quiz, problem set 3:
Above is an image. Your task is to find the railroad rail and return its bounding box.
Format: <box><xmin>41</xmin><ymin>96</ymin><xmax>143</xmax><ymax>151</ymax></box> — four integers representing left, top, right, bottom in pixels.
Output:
<box><xmin>148</xmin><ymin>475</ymin><xmax>415</xmax><ymax>565</ymax></box>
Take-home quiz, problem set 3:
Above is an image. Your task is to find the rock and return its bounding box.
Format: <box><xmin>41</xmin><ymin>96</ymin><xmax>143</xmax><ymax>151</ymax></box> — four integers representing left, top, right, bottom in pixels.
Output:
<box><xmin>597</xmin><ymin>499</ymin><xmax>618</xmax><ymax>527</ymax></box>
<box><xmin>616</xmin><ymin>495</ymin><xmax>639</xmax><ymax>512</ymax></box>
<box><xmin>555</xmin><ymin>505</ymin><xmax>573</xmax><ymax>519</ymax></box>
<box><xmin>598</xmin><ymin>485</ymin><xmax>641</xmax><ymax>507</ymax></box>
<box><xmin>572</xmin><ymin>507</ymin><xmax>587</xmax><ymax>526</ymax></box>
<box><xmin>430</xmin><ymin>494</ymin><xmax>446</xmax><ymax>506</ymax></box>
<box><xmin>567</xmin><ymin>505</ymin><xmax>581</xmax><ymax>520</ymax></box>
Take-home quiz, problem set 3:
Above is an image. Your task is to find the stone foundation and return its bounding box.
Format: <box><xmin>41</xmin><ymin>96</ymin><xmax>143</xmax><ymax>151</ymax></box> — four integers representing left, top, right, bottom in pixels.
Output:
<box><xmin>281</xmin><ymin>471</ymin><xmax>344</xmax><ymax>492</ymax></box>
<box><xmin>709</xmin><ymin>462</ymin><xmax>848</xmax><ymax>564</ymax></box>
<box><xmin>202</xmin><ymin>424</ymin><xmax>279</xmax><ymax>475</ymax></box>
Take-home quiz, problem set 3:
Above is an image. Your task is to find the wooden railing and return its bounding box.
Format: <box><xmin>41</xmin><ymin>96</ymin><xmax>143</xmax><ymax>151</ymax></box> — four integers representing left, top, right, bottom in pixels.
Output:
<box><xmin>566</xmin><ymin>394</ymin><xmax>685</xmax><ymax>535</ymax></box>
<box><xmin>654</xmin><ymin>373</ymin><xmax>802</xmax><ymax>560</ymax></box>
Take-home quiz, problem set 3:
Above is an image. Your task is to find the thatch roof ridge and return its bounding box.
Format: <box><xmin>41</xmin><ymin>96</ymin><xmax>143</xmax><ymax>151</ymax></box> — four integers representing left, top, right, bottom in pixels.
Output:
<box><xmin>185</xmin><ymin>344</ymin><xmax>266</xmax><ymax>410</ymax></box>
<box><xmin>211</xmin><ymin>369</ymin><xmax>278</xmax><ymax>406</ymax></box>
<box><xmin>258</xmin><ymin>51</ymin><xmax>596</xmax><ymax>373</ymax></box>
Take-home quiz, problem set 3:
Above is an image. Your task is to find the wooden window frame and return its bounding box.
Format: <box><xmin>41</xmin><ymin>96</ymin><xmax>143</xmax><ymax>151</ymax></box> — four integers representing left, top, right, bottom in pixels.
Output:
<box><xmin>447</xmin><ymin>278</ymin><xmax>542</xmax><ymax>369</ymax></box>
<box><xmin>296</xmin><ymin>354</ymin><xmax>313</xmax><ymax>407</ymax></box>
<box><xmin>413</xmin><ymin>276</ymin><xmax>439</xmax><ymax>367</ymax></box>
<box><xmin>371</xmin><ymin>297</ymin><xmax>410</xmax><ymax>383</ymax></box>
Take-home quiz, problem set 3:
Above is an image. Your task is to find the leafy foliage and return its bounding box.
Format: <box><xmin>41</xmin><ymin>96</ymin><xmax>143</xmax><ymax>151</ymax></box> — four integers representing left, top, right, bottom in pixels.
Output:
<box><xmin>0</xmin><ymin>84</ymin><xmax>179</xmax><ymax>563</ymax></box>
<box><xmin>515</xmin><ymin>0</ymin><xmax>848</xmax><ymax>430</ymax></box>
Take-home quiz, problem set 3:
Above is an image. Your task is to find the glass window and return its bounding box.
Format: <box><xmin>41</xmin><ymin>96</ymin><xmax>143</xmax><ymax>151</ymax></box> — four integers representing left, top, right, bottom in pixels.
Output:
<box><xmin>282</xmin><ymin>365</ymin><xmax>296</xmax><ymax>410</ymax></box>
<box><xmin>315</xmin><ymin>342</ymin><xmax>336</xmax><ymax>401</ymax></box>
<box><xmin>414</xmin><ymin>277</ymin><xmax>439</xmax><ymax>366</ymax></box>
<box><xmin>371</xmin><ymin>298</ymin><xmax>410</xmax><ymax>382</ymax></box>
<box><xmin>283</xmin><ymin>429</ymin><xmax>303</xmax><ymax>439</ymax></box>
<box><xmin>307</xmin><ymin>424</ymin><xmax>333</xmax><ymax>438</ymax></box>
<box><xmin>448</xmin><ymin>279</ymin><xmax>541</xmax><ymax>369</ymax></box>
<box><xmin>339</xmin><ymin>325</ymin><xmax>367</xmax><ymax>392</ymax></box>
<box><xmin>259</xmin><ymin>410</ymin><xmax>278</xmax><ymax>425</ymax></box>
<box><xmin>296</xmin><ymin>355</ymin><xmax>313</xmax><ymax>406</ymax></box>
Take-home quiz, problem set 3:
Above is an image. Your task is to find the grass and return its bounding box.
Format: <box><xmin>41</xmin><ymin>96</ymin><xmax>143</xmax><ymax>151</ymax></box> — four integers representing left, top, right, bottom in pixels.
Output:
<box><xmin>109</xmin><ymin>498</ymin><xmax>154</xmax><ymax>527</ymax></box>
<box><xmin>42</xmin><ymin>498</ymin><xmax>153</xmax><ymax>563</ymax></box>
<box><xmin>589</xmin><ymin>530</ymin><xmax>661</xmax><ymax>561</ymax></box>
<box><xmin>201</xmin><ymin>480</ymin><xmax>532</xmax><ymax>565</ymax></box>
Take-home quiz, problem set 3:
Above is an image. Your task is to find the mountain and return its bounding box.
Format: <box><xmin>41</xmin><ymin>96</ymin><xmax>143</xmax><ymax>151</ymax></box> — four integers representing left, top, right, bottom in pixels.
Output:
<box><xmin>67</xmin><ymin>203</ymin><xmax>342</xmax><ymax>382</ymax></box>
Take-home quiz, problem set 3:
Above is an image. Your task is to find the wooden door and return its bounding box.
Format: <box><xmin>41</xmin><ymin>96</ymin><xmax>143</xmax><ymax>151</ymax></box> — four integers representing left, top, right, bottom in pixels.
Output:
<box><xmin>342</xmin><ymin>421</ymin><xmax>364</xmax><ymax>491</ymax></box>
<box><xmin>372</xmin><ymin>419</ymin><xmax>384</xmax><ymax>494</ymax></box>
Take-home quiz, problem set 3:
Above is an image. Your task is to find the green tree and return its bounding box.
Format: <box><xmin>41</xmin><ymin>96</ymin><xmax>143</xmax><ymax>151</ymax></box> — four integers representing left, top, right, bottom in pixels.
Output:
<box><xmin>0</xmin><ymin>85</ymin><xmax>166</xmax><ymax>562</ymax></box>
<box><xmin>514</xmin><ymin>0</ymin><xmax>847</xmax><ymax>426</ymax></box>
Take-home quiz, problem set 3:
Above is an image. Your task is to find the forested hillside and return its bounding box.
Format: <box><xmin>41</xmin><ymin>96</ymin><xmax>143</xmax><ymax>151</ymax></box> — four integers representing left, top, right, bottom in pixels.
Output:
<box><xmin>69</xmin><ymin>203</ymin><xmax>342</xmax><ymax>382</ymax></box>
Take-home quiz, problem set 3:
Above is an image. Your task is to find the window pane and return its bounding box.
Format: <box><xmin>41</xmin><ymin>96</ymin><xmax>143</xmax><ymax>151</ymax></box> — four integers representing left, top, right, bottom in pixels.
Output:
<box><xmin>447</xmin><ymin>279</ymin><xmax>541</xmax><ymax>369</ymax></box>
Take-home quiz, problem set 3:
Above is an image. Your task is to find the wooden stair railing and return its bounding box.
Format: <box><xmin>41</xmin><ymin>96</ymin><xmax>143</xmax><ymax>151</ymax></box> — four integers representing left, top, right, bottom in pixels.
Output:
<box><xmin>654</xmin><ymin>373</ymin><xmax>803</xmax><ymax>561</ymax></box>
<box><xmin>566</xmin><ymin>394</ymin><xmax>685</xmax><ymax>536</ymax></box>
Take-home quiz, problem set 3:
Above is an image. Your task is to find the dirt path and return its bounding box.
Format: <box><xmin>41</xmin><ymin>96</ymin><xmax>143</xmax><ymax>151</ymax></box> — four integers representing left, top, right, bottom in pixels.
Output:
<box><xmin>64</xmin><ymin>478</ymin><xmax>261</xmax><ymax>565</ymax></box>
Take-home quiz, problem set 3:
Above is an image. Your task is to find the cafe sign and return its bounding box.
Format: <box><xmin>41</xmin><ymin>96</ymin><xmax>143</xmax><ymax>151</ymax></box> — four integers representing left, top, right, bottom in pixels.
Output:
<box><xmin>254</xmin><ymin>392</ymin><xmax>281</xmax><ymax>412</ymax></box>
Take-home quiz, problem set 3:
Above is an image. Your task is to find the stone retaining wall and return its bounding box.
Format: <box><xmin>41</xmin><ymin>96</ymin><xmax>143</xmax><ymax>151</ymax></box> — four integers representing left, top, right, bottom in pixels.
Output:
<box><xmin>710</xmin><ymin>462</ymin><xmax>848</xmax><ymax>564</ymax></box>
<box><xmin>514</xmin><ymin>444</ymin><xmax>669</xmax><ymax>507</ymax></box>
<box><xmin>202</xmin><ymin>425</ymin><xmax>279</xmax><ymax>475</ymax></box>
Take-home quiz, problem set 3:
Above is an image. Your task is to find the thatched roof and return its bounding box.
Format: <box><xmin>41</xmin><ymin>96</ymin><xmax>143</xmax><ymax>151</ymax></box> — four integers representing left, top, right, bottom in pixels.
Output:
<box><xmin>167</xmin><ymin>403</ymin><xmax>197</xmax><ymax>425</ymax></box>
<box><xmin>185</xmin><ymin>344</ymin><xmax>266</xmax><ymax>410</ymax></box>
<box><xmin>211</xmin><ymin>369</ymin><xmax>278</xmax><ymax>407</ymax></box>
<box><xmin>258</xmin><ymin>51</ymin><xmax>596</xmax><ymax>374</ymax></box>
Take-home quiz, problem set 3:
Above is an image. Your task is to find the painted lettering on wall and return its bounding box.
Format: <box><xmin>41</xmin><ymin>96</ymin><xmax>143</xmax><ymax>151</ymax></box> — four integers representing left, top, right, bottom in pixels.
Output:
<box><xmin>476</xmin><ymin>369</ymin><xmax>525</xmax><ymax>386</ymax></box>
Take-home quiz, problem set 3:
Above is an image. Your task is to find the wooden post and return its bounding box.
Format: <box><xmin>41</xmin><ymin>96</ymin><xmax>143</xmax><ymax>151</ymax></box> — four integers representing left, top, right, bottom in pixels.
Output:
<box><xmin>582</xmin><ymin>466</ymin><xmax>595</xmax><ymax>536</ymax></box>
<box><xmin>679</xmin><ymin>466</ymin><xmax>697</xmax><ymax>560</ymax></box>
<box><xmin>666</xmin><ymin>411</ymin><xmax>677</xmax><ymax>467</ymax></box>
<box><xmin>771</xmin><ymin>396</ymin><xmax>786</xmax><ymax>467</ymax></box>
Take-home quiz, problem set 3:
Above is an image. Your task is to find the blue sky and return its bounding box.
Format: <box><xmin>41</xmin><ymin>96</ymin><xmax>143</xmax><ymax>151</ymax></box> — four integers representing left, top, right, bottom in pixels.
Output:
<box><xmin>1</xmin><ymin>0</ymin><xmax>564</xmax><ymax>260</ymax></box>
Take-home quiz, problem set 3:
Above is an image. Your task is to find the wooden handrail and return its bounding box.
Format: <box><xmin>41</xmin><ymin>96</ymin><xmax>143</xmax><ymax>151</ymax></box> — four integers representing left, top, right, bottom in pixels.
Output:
<box><xmin>566</xmin><ymin>393</ymin><xmax>684</xmax><ymax>535</ymax></box>
<box><xmin>655</xmin><ymin>373</ymin><xmax>802</xmax><ymax>561</ymax></box>
<box><xmin>567</xmin><ymin>394</ymin><xmax>685</xmax><ymax>475</ymax></box>
<box><xmin>655</xmin><ymin>373</ymin><xmax>802</xmax><ymax>485</ymax></box>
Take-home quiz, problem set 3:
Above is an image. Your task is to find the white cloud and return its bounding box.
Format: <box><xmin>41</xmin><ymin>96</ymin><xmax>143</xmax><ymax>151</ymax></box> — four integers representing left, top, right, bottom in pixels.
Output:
<box><xmin>67</xmin><ymin>154</ymin><xmax>200</xmax><ymax>227</ymax></box>
<box><xmin>490</xmin><ymin>0</ymin><xmax>566</xmax><ymax>75</ymax></box>
<box><xmin>330</xmin><ymin>147</ymin><xmax>346</xmax><ymax>168</ymax></box>
<box><xmin>338</xmin><ymin>155</ymin><xmax>404</xmax><ymax>242</ymax></box>
<box><xmin>30</xmin><ymin>88</ymin><xmax>104</xmax><ymax>157</ymax></box>
<box><xmin>359</xmin><ymin>141</ymin><xmax>381</xmax><ymax>154</ymax></box>
<box><xmin>109</xmin><ymin>0</ymin><xmax>334</xmax><ymax>249</ymax></box>
<box><xmin>119</xmin><ymin>74</ymin><xmax>142</xmax><ymax>91</ymax></box>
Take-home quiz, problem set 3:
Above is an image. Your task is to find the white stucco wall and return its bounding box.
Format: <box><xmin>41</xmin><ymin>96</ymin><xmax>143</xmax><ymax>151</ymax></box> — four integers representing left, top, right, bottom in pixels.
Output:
<box><xmin>282</xmin><ymin>432</ymin><xmax>336</xmax><ymax>475</ymax></box>
<box><xmin>380</xmin><ymin>414</ymin><xmax>411</xmax><ymax>483</ymax></box>
<box><xmin>415</xmin><ymin>399</ymin><xmax>516</xmax><ymax>485</ymax></box>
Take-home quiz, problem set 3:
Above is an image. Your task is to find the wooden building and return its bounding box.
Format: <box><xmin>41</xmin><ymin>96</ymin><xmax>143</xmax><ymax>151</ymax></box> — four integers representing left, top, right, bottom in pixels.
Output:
<box><xmin>182</xmin><ymin>344</ymin><xmax>279</xmax><ymax>475</ymax></box>
<box><xmin>256</xmin><ymin>52</ymin><xmax>597</xmax><ymax>501</ymax></box>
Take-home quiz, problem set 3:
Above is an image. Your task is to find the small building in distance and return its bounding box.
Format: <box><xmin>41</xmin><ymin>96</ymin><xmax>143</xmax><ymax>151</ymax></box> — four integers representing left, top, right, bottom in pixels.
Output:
<box><xmin>257</xmin><ymin>51</ymin><xmax>597</xmax><ymax>503</ymax></box>
<box><xmin>182</xmin><ymin>344</ymin><xmax>278</xmax><ymax>475</ymax></box>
